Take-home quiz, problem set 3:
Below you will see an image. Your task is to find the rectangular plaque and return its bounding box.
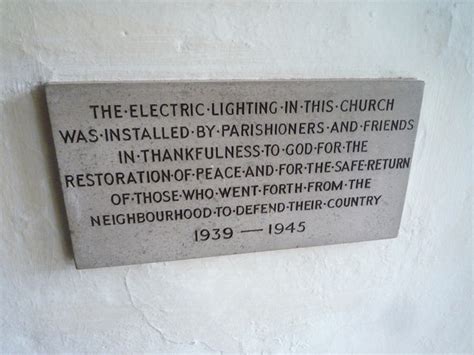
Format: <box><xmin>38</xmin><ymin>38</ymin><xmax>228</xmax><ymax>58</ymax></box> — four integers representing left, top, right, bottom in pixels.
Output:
<box><xmin>46</xmin><ymin>79</ymin><xmax>424</xmax><ymax>269</ymax></box>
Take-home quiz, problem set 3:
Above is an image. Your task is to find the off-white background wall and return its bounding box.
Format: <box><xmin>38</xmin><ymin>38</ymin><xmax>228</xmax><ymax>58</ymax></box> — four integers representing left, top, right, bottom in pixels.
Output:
<box><xmin>1</xmin><ymin>0</ymin><xmax>472</xmax><ymax>353</ymax></box>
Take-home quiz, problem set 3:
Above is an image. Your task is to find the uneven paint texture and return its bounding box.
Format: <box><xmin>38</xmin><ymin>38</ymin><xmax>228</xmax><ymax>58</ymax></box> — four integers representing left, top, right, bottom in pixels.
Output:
<box><xmin>0</xmin><ymin>0</ymin><xmax>472</xmax><ymax>352</ymax></box>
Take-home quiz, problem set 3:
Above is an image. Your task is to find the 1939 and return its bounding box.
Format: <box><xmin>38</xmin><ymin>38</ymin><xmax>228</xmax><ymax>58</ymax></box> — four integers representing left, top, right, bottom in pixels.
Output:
<box><xmin>194</xmin><ymin>228</ymin><xmax>234</xmax><ymax>242</ymax></box>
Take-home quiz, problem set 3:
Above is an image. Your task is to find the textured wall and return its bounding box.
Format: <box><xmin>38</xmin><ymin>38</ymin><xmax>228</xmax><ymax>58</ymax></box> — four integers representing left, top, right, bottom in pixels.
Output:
<box><xmin>0</xmin><ymin>0</ymin><xmax>472</xmax><ymax>352</ymax></box>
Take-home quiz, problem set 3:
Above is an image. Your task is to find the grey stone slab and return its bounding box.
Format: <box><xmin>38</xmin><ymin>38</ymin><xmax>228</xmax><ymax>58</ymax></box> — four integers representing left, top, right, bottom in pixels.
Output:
<box><xmin>46</xmin><ymin>79</ymin><xmax>424</xmax><ymax>269</ymax></box>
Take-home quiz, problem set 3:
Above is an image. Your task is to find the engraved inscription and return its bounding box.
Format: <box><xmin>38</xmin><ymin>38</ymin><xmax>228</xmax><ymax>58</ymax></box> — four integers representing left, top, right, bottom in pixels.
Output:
<box><xmin>46</xmin><ymin>79</ymin><xmax>424</xmax><ymax>268</ymax></box>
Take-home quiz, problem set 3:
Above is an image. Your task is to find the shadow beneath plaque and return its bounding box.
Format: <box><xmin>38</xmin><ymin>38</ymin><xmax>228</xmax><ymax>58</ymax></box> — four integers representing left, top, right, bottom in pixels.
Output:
<box><xmin>29</xmin><ymin>85</ymin><xmax>74</xmax><ymax>262</ymax></box>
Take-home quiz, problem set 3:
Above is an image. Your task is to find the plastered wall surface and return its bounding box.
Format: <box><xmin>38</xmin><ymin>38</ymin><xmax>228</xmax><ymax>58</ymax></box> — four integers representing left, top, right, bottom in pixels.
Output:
<box><xmin>0</xmin><ymin>0</ymin><xmax>472</xmax><ymax>353</ymax></box>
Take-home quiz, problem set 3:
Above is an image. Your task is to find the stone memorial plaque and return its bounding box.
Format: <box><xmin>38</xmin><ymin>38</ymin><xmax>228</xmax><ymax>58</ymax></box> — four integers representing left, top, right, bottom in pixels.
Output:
<box><xmin>46</xmin><ymin>79</ymin><xmax>424</xmax><ymax>269</ymax></box>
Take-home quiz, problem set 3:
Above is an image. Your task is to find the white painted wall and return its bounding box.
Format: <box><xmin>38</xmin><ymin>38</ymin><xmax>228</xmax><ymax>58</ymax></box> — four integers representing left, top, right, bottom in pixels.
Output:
<box><xmin>1</xmin><ymin>0</ymin><xmax>472</xmax><ymax>352</ymax></box>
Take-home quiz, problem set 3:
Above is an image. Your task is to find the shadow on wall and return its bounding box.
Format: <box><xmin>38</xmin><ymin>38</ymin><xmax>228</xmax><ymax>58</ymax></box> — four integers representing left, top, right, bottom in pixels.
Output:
<box><xmin>7</xmin><ymin>85</ymin><xmax>75</xmax><ymax>264</ymax></box>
